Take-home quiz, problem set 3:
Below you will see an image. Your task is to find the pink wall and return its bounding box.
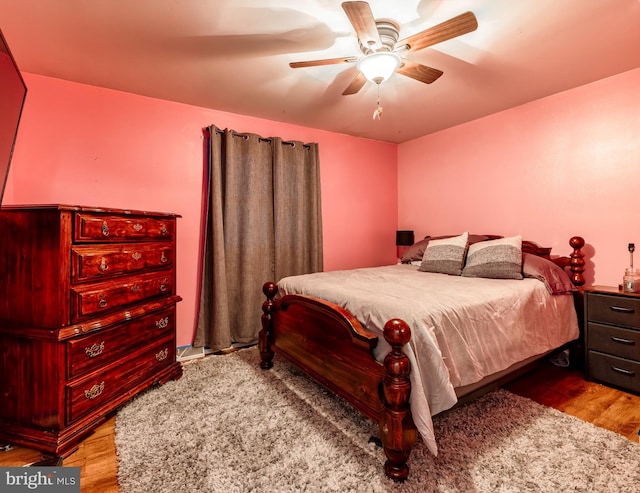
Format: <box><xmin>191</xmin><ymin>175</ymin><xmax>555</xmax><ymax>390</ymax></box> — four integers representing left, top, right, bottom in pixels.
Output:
<box><xmin>5</xmin><ymin>74</ymin><xmax>398</xmax><ymax>346</ymax></box>
<box><xmin>10</xmin><ymin>66</ymin><xmax>634</xmax><ymax>346</ymax></box>
<box><xmin>398</xmin><ymin>67</ymin><xmax>640</xmax><ymax>288</ymax></box>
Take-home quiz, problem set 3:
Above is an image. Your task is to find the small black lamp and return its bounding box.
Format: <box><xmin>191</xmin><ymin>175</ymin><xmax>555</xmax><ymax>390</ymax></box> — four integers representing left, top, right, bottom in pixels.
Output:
<box><xmin>396</xmin><ymin>230</ymin><xmax>414</xmax><ymax>259</ymax></box>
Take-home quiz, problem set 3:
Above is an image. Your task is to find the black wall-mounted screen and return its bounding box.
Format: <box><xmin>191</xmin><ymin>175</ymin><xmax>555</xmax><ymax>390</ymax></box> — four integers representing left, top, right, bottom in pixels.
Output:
<box><xmin>0</xmin><ymin>27</ymin><xmax>27</xmax><ymax>207</ymax></box>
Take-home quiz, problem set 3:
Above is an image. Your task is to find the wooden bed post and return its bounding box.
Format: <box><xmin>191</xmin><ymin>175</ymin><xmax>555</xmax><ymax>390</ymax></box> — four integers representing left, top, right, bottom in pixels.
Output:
<box><xmin>380</xmin><ymin>319</ymin><xmax>418</xmax><ymax>482</ymax></box>
<box><xmin>568</xmin><ymin>236</ymin><xmax>586</xmax><ymax>287</ymax></box>
<box><xmin>567</xmin><ymin>236</ymin><xmax>586</xmax><ymax>367</ymax></box>
<box><xmin>259</xmin><ymin>282</ymin><xmax>277</xmax><ymax>370</ymax></box>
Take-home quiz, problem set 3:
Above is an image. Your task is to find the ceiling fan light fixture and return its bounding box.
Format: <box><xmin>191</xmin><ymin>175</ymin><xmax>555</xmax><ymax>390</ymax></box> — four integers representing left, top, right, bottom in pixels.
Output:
<box><xmin>357</xmin><ymin>52</ymin><xmax>400</xmax><ymax>84</ymax></box>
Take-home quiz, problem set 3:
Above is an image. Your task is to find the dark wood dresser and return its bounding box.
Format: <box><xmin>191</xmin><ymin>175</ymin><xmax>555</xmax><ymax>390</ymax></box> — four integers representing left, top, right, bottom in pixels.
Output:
<box><xmin>584</xmin><ymin>286</ymin><xmax>640</xmax><ymax>394</ymax></box>
<box><xmin>0</xmin><ymin>204</ymin><xmax>182</xmax><ymax>455</ymax></box>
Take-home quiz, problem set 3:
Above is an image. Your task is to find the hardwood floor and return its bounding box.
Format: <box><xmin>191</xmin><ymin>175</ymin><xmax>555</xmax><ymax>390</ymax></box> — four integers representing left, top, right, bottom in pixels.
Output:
<box><xmin>505</xmin><ymin>361</ymin><xmax>640</xmax><ymax>442</ymax></box>
<box><xmin>0</xmin><ymin>416</ymin><xmax>119</xmax><ymax>493</ymax></box>
<box><xmin>1</xmin><ymin>361</ymin><xmax>639</xmax><ymax>492</ymax></box>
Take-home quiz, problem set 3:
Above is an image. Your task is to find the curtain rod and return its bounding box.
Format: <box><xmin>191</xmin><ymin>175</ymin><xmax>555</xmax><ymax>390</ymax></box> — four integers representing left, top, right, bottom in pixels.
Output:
<box><xmin>204</xmin><ymin>126</ymin><xmax>311</xmax><ymax>149</ymax></box>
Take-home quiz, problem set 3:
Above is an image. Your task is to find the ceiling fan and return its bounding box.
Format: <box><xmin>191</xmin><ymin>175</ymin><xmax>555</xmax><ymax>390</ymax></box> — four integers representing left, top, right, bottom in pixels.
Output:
<box><xmin>289</xmin><ymin>1</ymin><xmax>478</xmax><ymax>96</ymax></box>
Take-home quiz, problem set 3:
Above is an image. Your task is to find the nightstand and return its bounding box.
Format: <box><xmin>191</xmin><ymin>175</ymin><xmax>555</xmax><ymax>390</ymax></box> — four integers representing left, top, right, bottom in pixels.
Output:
<box><xmin>584</xmin><ymin>286</ymin><xmax>640</xmax><ymax>394</ymax></box>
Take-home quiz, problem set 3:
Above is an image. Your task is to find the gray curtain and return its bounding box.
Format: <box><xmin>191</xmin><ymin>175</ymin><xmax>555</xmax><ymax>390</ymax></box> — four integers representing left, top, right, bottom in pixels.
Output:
<box><xmin>194</xmin><ymin>125</ymin><xmax>323</xmax><ymax>351</ymax></box>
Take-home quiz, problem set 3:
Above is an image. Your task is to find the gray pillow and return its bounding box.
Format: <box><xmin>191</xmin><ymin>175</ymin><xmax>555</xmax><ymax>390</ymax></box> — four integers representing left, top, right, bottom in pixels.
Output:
<box><xmin>401</xmin><ymin>235</ymin><xmax>452</xmax><ymax>263</ymax></box>
<box><xmin>401</xmin><ymin>234</ymin><xmax>503</xmax><ymax>264</ymax></box>
<box><xmin>419</xmin><ymin>232</ymin><xmax>469</xmax><ymax>276</ymax></box>
<box><xmin>462</xmin><ymin>235</ymin><xmax>523</xmax><ymax>280</ymax></box>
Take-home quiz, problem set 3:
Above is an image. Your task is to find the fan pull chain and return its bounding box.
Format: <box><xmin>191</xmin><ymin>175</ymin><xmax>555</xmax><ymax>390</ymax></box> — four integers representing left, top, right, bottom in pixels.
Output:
<box><xmin>373</xmin><ymin>83</ymin><xmax>383</xmax><ymax>120</ymax></box>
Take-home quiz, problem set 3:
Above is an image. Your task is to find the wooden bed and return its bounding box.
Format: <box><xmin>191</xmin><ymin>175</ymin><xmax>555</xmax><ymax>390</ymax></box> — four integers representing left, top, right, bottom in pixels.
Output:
<box><xmin>259</xmin><ymin>236</ymin><xmax>586</xmax><ymax>481</ymax></box>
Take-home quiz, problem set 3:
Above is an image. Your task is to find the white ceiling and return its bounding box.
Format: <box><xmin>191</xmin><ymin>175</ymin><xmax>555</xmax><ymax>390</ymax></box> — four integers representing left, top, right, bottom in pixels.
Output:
<box><xmin>1</xmin><ymin>0</ymin><xmax>640</xmax><ymax>144</ymax></box>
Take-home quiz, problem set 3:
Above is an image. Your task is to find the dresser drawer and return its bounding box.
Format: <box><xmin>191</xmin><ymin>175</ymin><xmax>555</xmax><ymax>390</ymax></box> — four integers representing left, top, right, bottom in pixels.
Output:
<box><xmin>587</xmin><ymin>322</ymin><xmax>640</xmax><ymax>361</ymax></box>
<box><xmin>71</xmin><ymin>271</ymin><xmax>174</xmax><ymax>321</ymax></box>
<box><xmin>586</xmin><ymin>293</ymin><xmax>640</xmax><ymax>329</ymax></box>
<box><xmin>587</xmin><ymin>350</ymin><xmax>640</xmax><ymax>393</ymax></box>
<box><xmin>74</xmin><ymin>213</ymin><xmax>175</xmax><ymax>242</ymax></box>
<box><xmin>71</xmin><ymin>242</ymin><xmax>174</xmax><ymax>283</ymax></box>
<box><xmin>66</xmin><ymin>336</ymin><xmax>176</xmax><ymax>424</ymax></box>
<box><xmin>66</xmin><ymin>306</ymin><xmax>176</xmax><ymax>379</ymax></box>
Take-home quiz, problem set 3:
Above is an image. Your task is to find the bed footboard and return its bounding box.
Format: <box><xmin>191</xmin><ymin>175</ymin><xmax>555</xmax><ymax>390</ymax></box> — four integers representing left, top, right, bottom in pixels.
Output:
<box><xmin>260</xmin><ymin>282</ymin><xmax>417</xmax><ymax>481</ymax></box>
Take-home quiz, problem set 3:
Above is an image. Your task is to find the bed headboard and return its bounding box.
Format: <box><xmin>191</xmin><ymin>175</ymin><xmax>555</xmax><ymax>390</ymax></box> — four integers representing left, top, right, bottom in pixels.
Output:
<box><xmin>524</xmin><ymin>236</ymin><xmax>585</xmax><ymax>287</ymax></box>
<box><xmin>522</xmin><ymin>240</ymin><xmax>552</xmax><ymax>258</ymax></box>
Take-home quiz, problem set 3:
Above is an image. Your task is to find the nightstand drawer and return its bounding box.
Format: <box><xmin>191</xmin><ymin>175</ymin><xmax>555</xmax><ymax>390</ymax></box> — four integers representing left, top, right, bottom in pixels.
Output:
<box><xmin>587</xmin><ymin>351</ymin><xmax>640</xmax><ymax>393</ymax></box>
<box><xmin>587</xmin><ymin>322</ymin><xmax>640</xmax><ymax>361</ymax></box>
<box><xmin>586</xmin><ymin>293</ymin><xmax>640</xmax><ymax>329</ymax></box>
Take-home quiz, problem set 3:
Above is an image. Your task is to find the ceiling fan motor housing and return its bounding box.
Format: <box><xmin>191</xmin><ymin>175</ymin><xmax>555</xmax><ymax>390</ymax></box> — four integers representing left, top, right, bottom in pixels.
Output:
<box><xmin>359</xmin><ymin>20</ymin><xmax>399</xmax><ymax>55</ymax></box>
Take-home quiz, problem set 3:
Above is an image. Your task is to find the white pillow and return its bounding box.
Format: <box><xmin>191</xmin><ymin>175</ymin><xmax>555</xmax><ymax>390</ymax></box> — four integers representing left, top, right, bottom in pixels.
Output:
<box><xmin>418</xmin><ymin>232</ymin><xmax>469</xmax><ymax>276</ymax></box>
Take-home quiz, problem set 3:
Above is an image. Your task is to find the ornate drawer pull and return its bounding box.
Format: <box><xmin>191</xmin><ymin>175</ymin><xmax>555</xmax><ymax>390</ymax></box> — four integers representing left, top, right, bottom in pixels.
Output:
<box><xmin>132</xmin><ymin>252</ymin><xmax>142</xmax><ymax>261</ymax></box>
<box><xmin>611</xmin><ymin>366</ymin><xmax>635</xmax><ymax>377</ymax></box>
<box><xmin>610</xmin><ymin>306</ymin><xmax>634</xmax><ymax>314</ymax></box>
<box><xmin>160</xmin><ymin>225</ymin><xmax>168</xmax><ymax>236</ymax></box>
<box><xmin>133</xmin><ymin>223</ymin><xmax>143</xmax><ymax>232</ymax></box>
<box><xmin>155</xmin><ymin>317</ymin><xmax>169</xmax><ymax>329</ymax></box>
<box><xmin>610</xmin><ymin>336</ymin><xmax>636</xmax><ymax>346</ymax></box>
<box><xmin>101</xmin><ymin>221</ymin><xmax>109</xmax><ymax>237</ymax></box>
<box><xmin>131</xmin><ymin>284</ymin><xmax>141</xmax><ymax>293</ymax></box>
<box><xmin>159</xmin><ymin>279</ymin><xmax>168</xmax><ymax>293</ymax></box>
<box><xmin>98</xmin><ymin>294</ymin><xmax>108</xmax><ymax>309</ymax></box>
<box><xmin>156</xmin><ymin>348</ymin><xmax>169</xmax><ymax>361</ymax></box>
<box><xmin>160</xmin><ymin>252</ymin><xmax>168</xmax><ymax>263</ymax></box>
<box><xmin>99</xmin><ymin>257</ymin><xmax>108</xmax><ymax>272</ymax></box>
<box><xmin>85</xmin><ymin>341</ymin><xmax>105</xmax><ymax>358</ymax></box>
<box><xmin>84</xmin><ymin>381</ymin><xmax>105</xmax><ymax>400</ymax></box>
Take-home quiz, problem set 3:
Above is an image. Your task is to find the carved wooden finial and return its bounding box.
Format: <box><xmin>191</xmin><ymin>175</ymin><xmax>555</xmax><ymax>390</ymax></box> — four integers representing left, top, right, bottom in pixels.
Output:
<box><xmin>262</xmin><ymin>281</ymin><xmax>278</xmax><ymax>299</ymax></box>
<box><xmin>569</xmin><ymin>236</ymin><xmax>585</xmax><ymax>250</ymax></box>
<box><xmin>383</xmin><ymin>318</ymin><xmax>411</xmax><ymax>349</ymax></box>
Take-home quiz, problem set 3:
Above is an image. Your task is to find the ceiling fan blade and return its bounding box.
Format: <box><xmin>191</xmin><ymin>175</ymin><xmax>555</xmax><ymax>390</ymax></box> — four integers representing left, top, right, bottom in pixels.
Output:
<box><xmin>398</xmin><ymin>11</ymin><xmax>478</xmax><ymax>53</ymax></box>
<box><xmin>290</xmin><ymin>56</ymin><xmax>358</xmax><ymax>68</ymax></box>
<box><xmin>342</xmin><ymin>72</ymin><xmax>367</xmax><ymax>95</ymax></box>
<box><xmin>342</xmin><ymin>1</ymin><xmax>382</xmax><ymax>50</ymax></box>
<box><xmin>396</xmin><ymin>59</ymin><xmax>443</xmax><ymax>84</ymax></box>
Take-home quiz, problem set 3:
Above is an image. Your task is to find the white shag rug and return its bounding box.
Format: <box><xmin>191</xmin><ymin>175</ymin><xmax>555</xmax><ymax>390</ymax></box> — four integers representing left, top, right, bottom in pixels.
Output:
<box><xmin>115</xmin><ymin>348</ymin><xmax>640</xmax><ymax>492</ymax></box>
